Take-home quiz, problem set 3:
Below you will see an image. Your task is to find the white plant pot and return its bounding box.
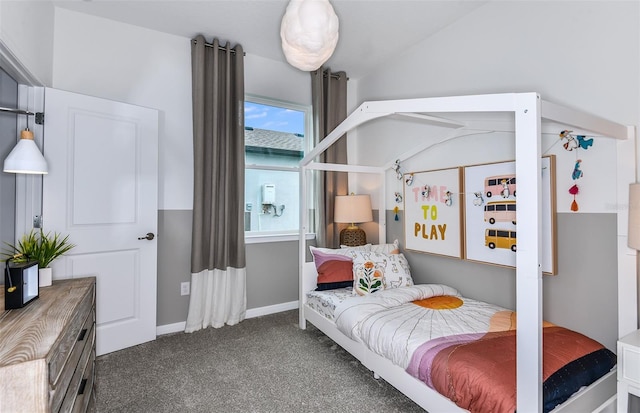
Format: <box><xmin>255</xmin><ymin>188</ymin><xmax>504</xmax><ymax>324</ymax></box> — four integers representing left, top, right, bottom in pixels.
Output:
<box><xmin>39</xmin><ymin>267</ymin><xmax>52</xmax><ymax>287</ymax></box>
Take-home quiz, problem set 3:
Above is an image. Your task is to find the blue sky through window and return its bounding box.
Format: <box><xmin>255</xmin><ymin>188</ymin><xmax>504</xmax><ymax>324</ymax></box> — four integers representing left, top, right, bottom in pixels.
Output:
<box><xmin>245</xmin><ymin>101</ymin><xmax>305</xmax><ymax>135</ymax></box>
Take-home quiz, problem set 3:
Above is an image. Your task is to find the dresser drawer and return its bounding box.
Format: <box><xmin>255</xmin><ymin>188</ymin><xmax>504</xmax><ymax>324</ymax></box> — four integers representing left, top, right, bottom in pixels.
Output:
<box><xmin>49</xmin><ymin>285</ymin><xmax>95</xmax><ymax>413</ymax></box>
<box><xmin>620</xmin><ymin>341</ymin><xmax>640</xmax><ymax>385</ymax></box>
<box><xmin>60</xmin><ymin>328</ymin><xmax>95</xmax><ymax>413</ymax></box>
<box><xmin>49</xmin><ymin>287</ymin><xmax>95</xmax><ymax>385</ymax></box>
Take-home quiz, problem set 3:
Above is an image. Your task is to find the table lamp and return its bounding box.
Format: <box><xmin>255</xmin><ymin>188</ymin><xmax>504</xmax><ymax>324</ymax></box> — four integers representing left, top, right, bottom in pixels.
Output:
<box><xmin>334</xmin><ymin>194</ymin><xmax>373</xmax><ymax>246</ymax></box>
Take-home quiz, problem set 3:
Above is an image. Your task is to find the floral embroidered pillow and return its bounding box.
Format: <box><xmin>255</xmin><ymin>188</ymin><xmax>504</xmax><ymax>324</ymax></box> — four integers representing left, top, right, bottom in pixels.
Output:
<box><xmin>352</xmin><ymin>251</ymin><xmax>413</xmax><ymax>295</ymax></box>
<box><xmin>354</xmin><ymin>260</ymin><xmax>384</xmax><ymax>296</ymax></box>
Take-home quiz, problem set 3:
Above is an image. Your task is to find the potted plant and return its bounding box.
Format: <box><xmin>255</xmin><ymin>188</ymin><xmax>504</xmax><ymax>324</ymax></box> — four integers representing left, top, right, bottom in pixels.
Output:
<box><xmin>2</xmin><ymin>229</ymin><xmax>75</xmax><ymax>287</ymax></box>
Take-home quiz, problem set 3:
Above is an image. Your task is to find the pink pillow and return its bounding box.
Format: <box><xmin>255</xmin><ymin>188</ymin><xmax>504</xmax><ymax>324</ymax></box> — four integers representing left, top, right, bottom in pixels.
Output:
<box><xmin>310</xmin><ymin>247</ymin><xmax>354</xmax><ymax>291</ymax></box>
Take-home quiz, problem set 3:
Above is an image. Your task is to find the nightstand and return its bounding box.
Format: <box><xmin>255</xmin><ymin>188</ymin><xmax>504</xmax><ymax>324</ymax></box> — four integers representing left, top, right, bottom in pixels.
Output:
<box><xmin>618</xmin><ymin>329</ymin><xmax>640</xmax><ymax>413</ymax></box>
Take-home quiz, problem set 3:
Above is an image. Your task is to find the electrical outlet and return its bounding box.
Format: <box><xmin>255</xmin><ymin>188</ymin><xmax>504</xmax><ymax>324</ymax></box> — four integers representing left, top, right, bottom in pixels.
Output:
<box><xmin>180</xmin><ymin>282</ymin><xmax>190</xmax><ymax>296</ymax></box>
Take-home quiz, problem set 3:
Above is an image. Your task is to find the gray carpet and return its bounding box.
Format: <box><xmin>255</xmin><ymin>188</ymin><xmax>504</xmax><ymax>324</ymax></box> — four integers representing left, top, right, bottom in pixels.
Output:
<box><xmin>95</xmin><ymin>310</ymin><xmax>426</xmax><ymax>412</ymax></box>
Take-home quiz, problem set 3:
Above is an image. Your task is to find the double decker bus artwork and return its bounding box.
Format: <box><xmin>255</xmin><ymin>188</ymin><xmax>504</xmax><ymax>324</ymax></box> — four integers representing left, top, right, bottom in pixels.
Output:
<box><xmin>484</xmin><ymin>175</ymin><xmax>516</xmax><ymax>198</ymax></box>
<box><xmin>484</xmin><ymin>200</ymin><xmax>516</xmax><ymax>225</ymax></box>
<box><xmin>485</xmin><ymin>229</ymin><xmax>516</xmax><ymax>252</ymax></box>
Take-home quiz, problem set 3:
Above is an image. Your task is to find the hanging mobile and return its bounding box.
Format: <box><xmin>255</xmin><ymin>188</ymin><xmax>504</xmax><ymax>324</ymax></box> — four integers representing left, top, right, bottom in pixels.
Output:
<box><xmin>394</xmin><ymin>192</ymin><xmax>403</xmax><ymax>203</ymax></box>
<box><xmin>569</xmin><ymin>184</ymin><xmax>579</xmax><ymax>211</ymax></box>
<box><xmin>572</xmin><ymin>159</ymin><xmax>584</xmax><ymax>180</ymax></box>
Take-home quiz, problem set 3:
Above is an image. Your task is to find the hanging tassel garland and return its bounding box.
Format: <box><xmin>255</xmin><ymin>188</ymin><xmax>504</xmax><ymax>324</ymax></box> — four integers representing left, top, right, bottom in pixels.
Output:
<box><xmin>569</xmin><ymin>184</ymin><xmax>579</xmax><ymax>212</ymax></box>
<box><xmin>394</xmin><ymin>206</ymin><xmax>399</xmax><ymax>221</ymax></box>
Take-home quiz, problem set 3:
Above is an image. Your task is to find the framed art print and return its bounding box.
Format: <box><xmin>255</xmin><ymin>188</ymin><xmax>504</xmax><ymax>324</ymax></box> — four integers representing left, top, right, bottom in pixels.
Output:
<box><xmin>403</xmin><ymin>167</ymin><xmax>463</xmax><ymax>258</ymax></box>
<box><xmin>463</xmin><ymin>156</ymin><xmax>557</xmax><ymax>274</ymax></box>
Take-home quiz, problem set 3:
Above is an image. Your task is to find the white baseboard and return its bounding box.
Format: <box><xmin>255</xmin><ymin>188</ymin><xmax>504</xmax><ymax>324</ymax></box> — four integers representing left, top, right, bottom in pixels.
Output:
<box><xmin>245</xmin><ymin>300</ymin><xmax>298</xmax><ymax>319</ymax></box>
<box><xmin>156</xmin><ymin>321</ymin><xmax>186</xmax><ymax>336</ymax></box>
<box><xmin>156</xmin><ymin>300</ymin><xmax>299</xmax><ymax>336</ymax></box>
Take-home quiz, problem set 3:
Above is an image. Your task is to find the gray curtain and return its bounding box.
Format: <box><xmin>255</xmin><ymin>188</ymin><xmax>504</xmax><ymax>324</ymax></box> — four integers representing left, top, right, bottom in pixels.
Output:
<box><xmin>311</xmin><ymin>68</ymin><xmax>348</xmax><ymax>248</ymax></box>
<box><xmin>186</xmin><ymin>35</ymin><xmax>246</xmax><ymax>332</ymax></box>
<box><xmin>191</xmin><ymin>35</ymin><xmax>245</xmax><ymax>272</ymax></box>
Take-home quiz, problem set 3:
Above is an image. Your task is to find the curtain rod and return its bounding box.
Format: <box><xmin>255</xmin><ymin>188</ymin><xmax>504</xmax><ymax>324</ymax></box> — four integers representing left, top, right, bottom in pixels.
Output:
<box><xmin>191</xmin><ymin>40</ymin><xmax>347</xmax><ymax>79</ymax></box>
<box><xmin>0</xmin><ymin>106</ymin><xmax>45</xmax><ymax>124</ymax></box>
<box><xmin>323</xmin><ymin>72</ymin><xmax>349</xmax><ymax>81</ymax></box>
<box><xmin>0</xmin><ymin>106</ymin><xmax>36</xmax><ymax>116</ymax></box>
<box><xmin>191</xmin><ymin>39</ymin><xmax>246</xmax><ymax>56</ymax></box>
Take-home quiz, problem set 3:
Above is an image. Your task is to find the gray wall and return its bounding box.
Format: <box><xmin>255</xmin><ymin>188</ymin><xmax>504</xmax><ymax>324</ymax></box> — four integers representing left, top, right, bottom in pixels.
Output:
<box><xmin>157</xmin><ymin>209</ymin><xmax>304</xmax><ymax>326</ymax></box>
<box><xmin>0</xmin><ymin>68</ymin><xmax>18</xmax><ymax>273</ymax></box>
<box><xmin>384</xmin><ymin>211</ymin><xmax>618</xmax><ymax>351</ymax></box>
<box><xmin>156</xmin><ymin>210</ymin><xmax>191</xmax><ymax>326</ymax></box>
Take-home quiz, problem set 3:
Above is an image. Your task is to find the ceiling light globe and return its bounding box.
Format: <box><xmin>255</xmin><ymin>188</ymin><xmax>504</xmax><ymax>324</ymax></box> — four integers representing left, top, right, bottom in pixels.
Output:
<box><xmin>280</xmin><ymin>0</ymin><xmax>339</xmax><ymax>71</ymax></box>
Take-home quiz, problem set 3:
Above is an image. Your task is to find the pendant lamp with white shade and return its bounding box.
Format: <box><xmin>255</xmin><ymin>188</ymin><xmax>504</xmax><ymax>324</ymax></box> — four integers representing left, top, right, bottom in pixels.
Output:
<box><xmin>280</xmin><ymin>0</ymin><xmax>339</xmax><ymax>71</ymax></box>
<box><xmin>3</xmin><ymin>128</ymin><xmax>48</xmax><ymax>174</ymax></box>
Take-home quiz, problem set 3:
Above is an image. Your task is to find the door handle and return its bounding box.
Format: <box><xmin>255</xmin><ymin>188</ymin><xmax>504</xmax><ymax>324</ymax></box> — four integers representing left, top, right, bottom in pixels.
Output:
<box><xmin>138</xmin><ymin>232</ymin><xmax>155</xmax><ymax>241</ymax></box>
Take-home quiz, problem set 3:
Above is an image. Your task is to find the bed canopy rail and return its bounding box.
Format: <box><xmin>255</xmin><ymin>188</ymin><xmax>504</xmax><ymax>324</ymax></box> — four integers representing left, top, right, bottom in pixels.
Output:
<box><xmin>299</xmin><ymin>92</ymin><xmax>636</xmax><ymax>413</ymax></box>
<box><xmin>541</xmin><ymin>100</ymin><xmax>629</xmax><ymax>140</ymax></box>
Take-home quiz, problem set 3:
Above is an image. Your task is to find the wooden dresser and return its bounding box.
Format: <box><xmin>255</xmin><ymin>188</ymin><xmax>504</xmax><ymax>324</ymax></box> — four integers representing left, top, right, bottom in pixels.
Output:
<box><xmin>0</xmin><ymin>277</ymin><xmax>96</xmax><ymax>413</ymax></box>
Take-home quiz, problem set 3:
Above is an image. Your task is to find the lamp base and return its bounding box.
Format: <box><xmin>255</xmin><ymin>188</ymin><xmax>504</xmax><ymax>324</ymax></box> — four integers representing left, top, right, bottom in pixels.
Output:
<box><xmin>340</xmin><ymin>227</ymin><xmax>367</xmax><ymax>247</ymax></box>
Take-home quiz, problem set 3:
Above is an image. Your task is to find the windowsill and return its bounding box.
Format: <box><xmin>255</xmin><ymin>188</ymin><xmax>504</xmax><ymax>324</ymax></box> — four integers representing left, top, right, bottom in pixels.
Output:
<box><xmin>245</xmin><ymin>233</ymin><xmax>315</xmax><ymax>244</ymax></box>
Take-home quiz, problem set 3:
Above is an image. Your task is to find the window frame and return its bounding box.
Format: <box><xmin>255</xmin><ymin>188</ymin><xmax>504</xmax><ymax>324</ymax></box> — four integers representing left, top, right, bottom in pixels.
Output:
<box><xmin>244</xmin><ymin>94</ymin><xmax>312</xmax><ymax>242</ymax></box>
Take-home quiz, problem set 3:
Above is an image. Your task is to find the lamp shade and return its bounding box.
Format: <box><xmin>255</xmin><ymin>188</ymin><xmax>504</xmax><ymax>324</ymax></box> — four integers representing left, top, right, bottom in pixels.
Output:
<box><xmin>334</xmin><ymin>194</ymin><xmax>372</xmax><ymax>224</ymax></box>
<box><xmin>629</xmin><ymin>183</ymin><xmax>640</xmax><ymax>249</ymax></box>
<box><xmin>3</xmin><ymin>129</ymin><xmax>48</xmax><ymax>174</ymax></box>
<box><xmin>280</xmin><ymin>0</ymin><xmax>339</xmax><ymax>71</ymax></box>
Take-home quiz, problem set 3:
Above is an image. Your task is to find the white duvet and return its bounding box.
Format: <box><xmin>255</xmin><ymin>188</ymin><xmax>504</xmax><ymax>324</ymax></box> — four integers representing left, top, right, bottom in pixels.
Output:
<box><xmin>333</xmin><ymin>284</ymin><xmax>507</xmax><ymax>369</ymax></box>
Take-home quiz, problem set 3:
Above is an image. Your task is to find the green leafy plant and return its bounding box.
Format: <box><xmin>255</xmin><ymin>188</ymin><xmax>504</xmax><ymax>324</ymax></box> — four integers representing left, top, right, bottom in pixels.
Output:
<box><xmin>2</xmin><ymin>229</ymin><xmax>75</xmax><ymax>268</ymax></box>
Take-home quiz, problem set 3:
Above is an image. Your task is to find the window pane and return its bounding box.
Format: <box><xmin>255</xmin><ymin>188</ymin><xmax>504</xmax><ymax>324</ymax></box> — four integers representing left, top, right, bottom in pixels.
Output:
<box><xmin>245</xmin><ymin>168</ymin><xmax>299</xmax><ymax>233</ymax></box>
<box><xmin>245</xmin><ymin>101</ymin><xmax>305</xmax><ymax>134</ymax></box>
<box><xmin>244</xmin><ymin>98</ymin><xmax>308</xmax><ymax>234</ymax></box>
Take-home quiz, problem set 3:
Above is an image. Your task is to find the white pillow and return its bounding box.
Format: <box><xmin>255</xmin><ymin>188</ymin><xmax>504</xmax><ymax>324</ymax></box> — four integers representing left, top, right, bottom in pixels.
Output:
<box><xmin>341</xmin><ymin>240</ymin><xmax>400</xmax><ymax>254</ymax></box>
<box><xmin>370</xmin><ymin>239</ymin><xmax>400</xmax><ymax>255</ymax></box>
<box><xmin>340</xmin><ymin>243</ymin><xmax>371</xmax><ymax>251</ymax></box>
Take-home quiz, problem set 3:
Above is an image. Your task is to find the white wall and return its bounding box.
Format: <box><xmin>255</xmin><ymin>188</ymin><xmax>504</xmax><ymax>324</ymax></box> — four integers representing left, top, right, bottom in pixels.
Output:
<box><xmin>353</xmin><ymin>1</ymin><xmax>639</xmax><ymax>213</ymax></box>
<box><xmin>358</xmin><ymin>1</ymin><xmax>638</xmax><ymax>123</ymax></box>
<box><xmin>52</xmin><ymin>8</ymin><xmax>192</xmax><ymax>210</ymax></box>
<box><xmin>51</xmin><ymin>8</ymin><xmax>312</xmax><ymax>211</ymax></box>
<box><xmin>0</xmin><ymin>1</ymin><xmax>54</xmax><ymax>85</ymax></box>
<box><xmin>245</xmin><ymin>54</ymin><xmax>310</xmax><ymax>106</ymax></box>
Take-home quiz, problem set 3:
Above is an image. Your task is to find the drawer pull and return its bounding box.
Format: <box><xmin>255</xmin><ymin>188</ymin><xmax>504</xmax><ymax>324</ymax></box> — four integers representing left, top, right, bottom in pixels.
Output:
<box><xmin>78</xmin><ymin>378</ymin><xmax>88</xmax><ymax>395</ymax></box>
<box><xmin>77</xmin><ymin>328</ymin><xmax>88</xmax><ymax>341</ymax></box>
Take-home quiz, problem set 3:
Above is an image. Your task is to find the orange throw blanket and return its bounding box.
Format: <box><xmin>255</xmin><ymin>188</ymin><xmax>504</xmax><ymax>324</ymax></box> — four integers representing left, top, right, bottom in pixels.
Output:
<box><xmin>425</xmin><ymin>327</ymin><xmax>615</xmax><ymax>412</ymax></box>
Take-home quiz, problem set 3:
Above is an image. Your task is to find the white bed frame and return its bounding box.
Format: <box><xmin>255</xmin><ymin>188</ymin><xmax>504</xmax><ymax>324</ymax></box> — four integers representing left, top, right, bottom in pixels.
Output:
<box><xmin>298</xmin><ymin>93</ymin><xmax>638</xmax><ymax>412</ymax></box>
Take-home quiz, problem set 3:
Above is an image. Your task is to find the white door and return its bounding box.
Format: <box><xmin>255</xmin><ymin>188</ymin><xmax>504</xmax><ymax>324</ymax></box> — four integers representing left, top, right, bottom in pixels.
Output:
<box><xmin>42</xmin><ymin>88</ymin><xmax>158</xmax><ymax>356</ymax></box>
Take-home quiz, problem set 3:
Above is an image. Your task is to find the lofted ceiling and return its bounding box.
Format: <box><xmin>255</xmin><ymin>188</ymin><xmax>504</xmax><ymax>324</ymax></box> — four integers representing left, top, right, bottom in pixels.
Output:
<box><xmin>52</xmin><ymin>0</ymin><xmax>487</xmax><ymax>79</ymax></box>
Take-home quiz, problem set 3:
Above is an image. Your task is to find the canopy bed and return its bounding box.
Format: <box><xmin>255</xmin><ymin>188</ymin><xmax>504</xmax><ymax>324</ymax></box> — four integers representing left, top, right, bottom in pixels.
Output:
<box><xmin>298</xmin><ymin>93</ymin><xmax>638</xmax><ymax>412</ymax></box>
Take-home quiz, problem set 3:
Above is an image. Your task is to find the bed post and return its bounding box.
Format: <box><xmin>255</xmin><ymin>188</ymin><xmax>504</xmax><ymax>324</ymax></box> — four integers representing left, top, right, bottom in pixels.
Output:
<box><xmin>299</xmin><ymin>164</ymin><xmax>308</xmax><ymax>330</ymax></box>
<box><xmin>514</xmin><ymin>93</ymin><xmax>544</xmax><ymax>412</ymax></box>
<box><xmin>617</xmin><ymin>126</ymin><xmax>639</xmax><ymax>338</ymax></box>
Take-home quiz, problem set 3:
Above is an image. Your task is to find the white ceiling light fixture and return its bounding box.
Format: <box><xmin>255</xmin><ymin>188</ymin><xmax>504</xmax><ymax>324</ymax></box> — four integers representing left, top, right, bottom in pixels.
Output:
<box><xmin>3</xmin><ymin>128</ymin><xmax>48</xmax><ymax>175</ymax></box>
<box><xmin>280</xmin><ymin>0</ymin><xmax>339</xmax><ymax>71</ymax></box>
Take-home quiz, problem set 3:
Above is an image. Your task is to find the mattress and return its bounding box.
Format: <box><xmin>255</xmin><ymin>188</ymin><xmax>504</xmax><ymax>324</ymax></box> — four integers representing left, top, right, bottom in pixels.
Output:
<box><xmin>305</xmin><ymin>287</ymin><xmax>353</xmax><ymax>321</ymax></box>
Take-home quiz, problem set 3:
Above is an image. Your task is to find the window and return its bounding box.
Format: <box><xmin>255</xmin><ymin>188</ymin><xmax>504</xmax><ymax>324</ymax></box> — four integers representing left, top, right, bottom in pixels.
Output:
<box><xmin>244</xmin><ymin>96</ymin><xmax>310</xmax><ymax>237</ymax></box>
